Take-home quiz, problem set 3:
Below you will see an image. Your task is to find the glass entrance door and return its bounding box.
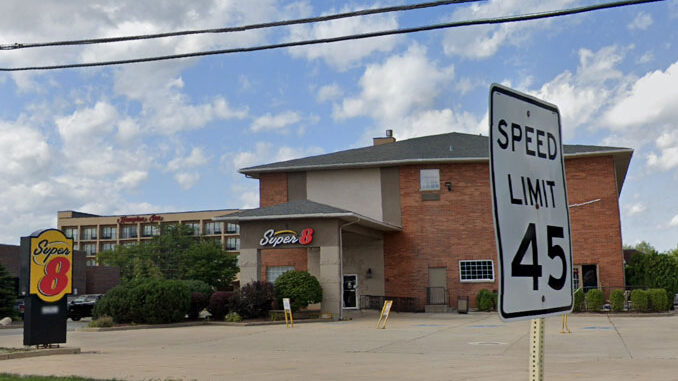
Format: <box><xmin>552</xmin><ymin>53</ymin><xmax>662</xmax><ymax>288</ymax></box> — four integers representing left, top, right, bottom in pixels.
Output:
<box><xmin>343</xmin><ymin>274</ymin><xmax>358</xmax><ymax>309</ymax></box>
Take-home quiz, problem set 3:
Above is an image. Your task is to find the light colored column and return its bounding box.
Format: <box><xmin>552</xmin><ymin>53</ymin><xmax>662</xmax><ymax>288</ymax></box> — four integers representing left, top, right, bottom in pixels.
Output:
<box><xmin>319</xmin><ymin>245</ymin><xmax>341</xmax><ymax>318</ymax></box>
<box><xmin>239</xmin><ymin>248</ymin><xmax>260</xmax><ymax>284</ymax></box>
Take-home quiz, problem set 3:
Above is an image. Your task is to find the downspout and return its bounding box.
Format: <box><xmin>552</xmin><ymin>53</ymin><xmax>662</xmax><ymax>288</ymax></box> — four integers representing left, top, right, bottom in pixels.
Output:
<box><xmin>339</xmin><ymin>217</ymin><xmax>361</xmax><ymax>321</ymax></box>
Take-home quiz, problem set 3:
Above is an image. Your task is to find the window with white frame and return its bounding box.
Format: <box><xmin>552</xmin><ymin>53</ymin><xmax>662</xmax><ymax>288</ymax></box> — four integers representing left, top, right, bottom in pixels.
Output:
<box><xmin>82</xmin><ymin>243</ymin><xmax>97</xmax><ymax>256</ymax></box>
<box><xmin>184</xmin><ymin>222</ymin><xmax>200</xmax><ymax>235</ymax></box>
<box><xmin>101</xmin><ymin>243</ymin><xmax>116</xmax><ymax>252</ymax></box>
<box><xmin>142</xmin><ymin>224</ymin><xmax>159</xmax><ymax>237</ymax></box>
<box><xmin>420</xmin><ymin>169</ymin><xmax>440</xmax><ymax>191</ymax></box>
<box><xmin>226</xmin><ymin>223</ymin><xmax>239</xmax><ymax>234</ymax></box>
<box><xmin>101</xmin><ymin>226</ymin><xmax>117</xmax><ymax>240</ymax></box>
<box><xmin>86</xmin><ymin>259</ymin><xmax>98</xmax><ymax>266</ymax></box>
<box><xmin>121</xmin><ymin>225</ymin><xmax>138</xmax><ymax>239</ymax></box>
<box><xmin>266</xmin><ymin>266</ymin><xmax>294</xmax><ymax>283</ymax></box>
<box><xmin>82</xmin><ymin>227</ymin><xmax>97</xmax><ymax>240</ymax></box>
<box><xmin>204</xmin><ymin>221</ymin><xmax>222</xmax><ymax>235</ymax></box>
<box><xmin>459</xmin><ymin>260</ymin><xmax>494</xmax><ymax>282</ymax></box>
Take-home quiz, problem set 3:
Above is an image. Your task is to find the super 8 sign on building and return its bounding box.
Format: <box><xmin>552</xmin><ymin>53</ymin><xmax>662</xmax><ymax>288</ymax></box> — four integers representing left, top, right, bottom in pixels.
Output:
<box><xmin>29</xmin><ymin>229</ymin><xmax>73</xmax><ymax>303</ymax></box>
<box><xmin>489</xmin><ymin>84</ymin><xmax>573</xmax><ymax>321</ymax></box>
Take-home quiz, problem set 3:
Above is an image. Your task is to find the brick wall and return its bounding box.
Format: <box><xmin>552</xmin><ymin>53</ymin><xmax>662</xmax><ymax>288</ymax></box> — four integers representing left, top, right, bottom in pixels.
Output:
<box><xmin>85</xmin><ymin>266</ymin><xmax>121</xmax><ymax>294</ymax></box>
<box><xmin>384</xmin><ymin>156</ymin><xmax>624</xmax><ymax>309</ymax></box>
<box><xmin>260</xmin><ymin>173</ymin><xmax>288</xmax><ymax>207</ymax></box>
<box><xmin>260</xmin><ymin>248</ymin><xmax>307</xmax><ymax>282</ymax></box>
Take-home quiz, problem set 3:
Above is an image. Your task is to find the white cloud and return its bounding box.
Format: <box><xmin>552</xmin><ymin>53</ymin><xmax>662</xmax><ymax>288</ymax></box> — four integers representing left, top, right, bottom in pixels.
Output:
<box><xmin>286</xmin><ymin>5</ymin><xmax>401</xmax><ymax>70</ymax></box>
<box><xmin>116</xmin><ymin>170</ymin><xmax>148</xmax><ymax>189</ymax></box>
<box><xmin>229</xmin><ymin>142</ymin><xmax>324</xmax><ymax>170</ymax></box>
<box><xmin>442</xmin><ymin>0</ymin><xmax>577</xmax><ymax>59</ymax></box>
<box><xmin>167</xmin><ymin>147</ymin><xmax>209</xmax><ymax>172</ymax></box>
<box><xmin>670</xmin><ymin>214</ymin><xmax>678</xmax><ymax>227</ymax></box>
<box><xmin>628</xmin><ymin>12</ymin><xmax>653</xmax><ymax>30</ymax></box>
<box><xmin>316</xmin><ymin>83</ymin><xmax>343</xmax><ymax>103</ymax></box>
<box><xmin>0</xmin><ymin>122</ymin><xmax>51</xmax><ymax>183</ymax></box>
<box><xmin>174</xmin><ymin>172</ymin><xmax>200</xmax><ymax>190</ymax></box>
<box><xmin>251</xmin><ymin>111</ymin><xmax>302</xmax><ymax>133</ymax></box>
<box><xmin>624</xmin><ymin>202</ymin><xmax>647</xmax><ymax>217</ymax></box>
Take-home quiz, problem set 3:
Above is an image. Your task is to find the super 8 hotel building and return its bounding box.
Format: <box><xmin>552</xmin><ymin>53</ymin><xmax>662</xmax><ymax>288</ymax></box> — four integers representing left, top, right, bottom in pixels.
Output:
<box><xmin>218</xmin><ymin>131</ymin><xmax>632</xmax><ymax>318</ymax></box>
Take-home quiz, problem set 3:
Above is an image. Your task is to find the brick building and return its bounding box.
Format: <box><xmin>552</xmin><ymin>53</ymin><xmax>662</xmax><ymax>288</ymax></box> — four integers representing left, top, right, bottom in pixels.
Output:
<box><xmin>218</xmin><ymin>131</ymin><xmax>632</xmax><ymax>318</ymax></box>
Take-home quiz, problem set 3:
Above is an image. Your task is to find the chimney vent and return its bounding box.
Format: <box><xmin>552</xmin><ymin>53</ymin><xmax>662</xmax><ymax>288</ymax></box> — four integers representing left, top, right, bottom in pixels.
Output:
<box><xmin>386</xmin><ymin>129</ymin><xmax>393</xmax><ymax>137</ymax></box>
<box><xmin>373</xmin><ymin>130</ymin><xmax>396</xmax><ymax>146</ymax></box>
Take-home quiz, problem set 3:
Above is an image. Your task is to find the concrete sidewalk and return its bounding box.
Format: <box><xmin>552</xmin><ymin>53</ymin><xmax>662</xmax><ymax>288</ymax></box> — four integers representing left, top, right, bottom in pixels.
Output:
<box><xmin>1</xmin><ymin>312</ymin><xmax>677</xmax><ymax>381</ymax></box>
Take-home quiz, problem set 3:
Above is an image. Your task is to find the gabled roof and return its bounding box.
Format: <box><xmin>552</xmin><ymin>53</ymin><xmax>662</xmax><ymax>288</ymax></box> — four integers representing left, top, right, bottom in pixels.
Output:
<box><xmin>214</xmin><ymin>199</ymin><xmax>401</xmax><ymax>231</ymax></box>
<box><xmin>240</xmin><ymin>131</ymin><xmax>633</xmax><ymax>193</ymax></box>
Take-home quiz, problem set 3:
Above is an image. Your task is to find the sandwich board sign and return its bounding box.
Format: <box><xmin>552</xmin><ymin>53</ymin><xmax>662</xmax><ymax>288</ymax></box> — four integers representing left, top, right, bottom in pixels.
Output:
<box><xmin>489</xmin><ymin>84</ymin><xmax>573</xmax><ymax>321</ymax></box>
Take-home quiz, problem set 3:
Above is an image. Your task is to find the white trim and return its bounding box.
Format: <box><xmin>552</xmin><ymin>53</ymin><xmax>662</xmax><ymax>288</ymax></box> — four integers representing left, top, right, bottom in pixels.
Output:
<box><xmin>459</xmin><ymin>259</ymin><xmax>495</xmax><ymax>282</ymax></box>
<box><xmin>214</xmin><ymin>212</ymin><xmax>402</xmax><ymax>231</ymax></box>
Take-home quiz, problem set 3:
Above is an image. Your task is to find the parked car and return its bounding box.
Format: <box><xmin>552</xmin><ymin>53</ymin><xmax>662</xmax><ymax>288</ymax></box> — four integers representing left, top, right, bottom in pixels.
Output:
<box><xmin>68</xmin><ymin>294</ymin><xmax>103</xmax><ymax>321</ymax></box>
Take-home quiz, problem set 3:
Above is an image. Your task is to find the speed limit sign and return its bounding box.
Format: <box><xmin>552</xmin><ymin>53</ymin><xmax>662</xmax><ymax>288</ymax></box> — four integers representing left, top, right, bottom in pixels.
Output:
<box><xmin>489</xmin><ymin>84</ymin><xmax>573</xmax><ymax>321</ymax></box>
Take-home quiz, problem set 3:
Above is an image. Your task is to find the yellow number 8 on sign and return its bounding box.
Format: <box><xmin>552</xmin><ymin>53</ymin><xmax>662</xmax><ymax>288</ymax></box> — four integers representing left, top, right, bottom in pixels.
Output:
<box><xmin>29</xmin><ymin>229</ymin><xmax>74</xmax><ymax>302</ymax></box>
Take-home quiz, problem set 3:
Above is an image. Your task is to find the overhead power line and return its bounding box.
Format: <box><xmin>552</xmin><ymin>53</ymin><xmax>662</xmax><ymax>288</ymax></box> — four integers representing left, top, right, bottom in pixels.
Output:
<box><xmin>0</xmin><ymin>0</ymin><xmax>482</xmax><ymax>50</ymax></box>
<box><xmin>0</xmin><ymin>0</ymin><xmax>664</xmax><ymax>72</ymax></box>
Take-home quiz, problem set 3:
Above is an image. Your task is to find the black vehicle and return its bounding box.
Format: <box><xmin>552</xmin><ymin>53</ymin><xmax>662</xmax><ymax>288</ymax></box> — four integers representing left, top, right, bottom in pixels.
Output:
<box><xmin>68</xmin><ymin>294</ymin><xmax>102</xmax><ymax>321</ymax></box>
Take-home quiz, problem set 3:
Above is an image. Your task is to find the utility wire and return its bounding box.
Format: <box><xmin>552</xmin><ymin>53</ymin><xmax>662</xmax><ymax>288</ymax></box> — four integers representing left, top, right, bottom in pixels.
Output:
<box><xmin>0</xmin><ymin>0</ymin><xmax>482</xmax><ymax>50</ymax></box>
<box><xmin>0</xmin><ymin>0</ymin><xmax>663</xmax><ymax>72</ymax></box>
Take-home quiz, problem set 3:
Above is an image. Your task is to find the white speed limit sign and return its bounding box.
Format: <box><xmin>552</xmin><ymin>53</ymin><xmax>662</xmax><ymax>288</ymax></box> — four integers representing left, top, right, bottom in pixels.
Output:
<box><xmin>489</xmin><ymin>84</ymin><xmax>573</xmax><ymax>321</ymax></box>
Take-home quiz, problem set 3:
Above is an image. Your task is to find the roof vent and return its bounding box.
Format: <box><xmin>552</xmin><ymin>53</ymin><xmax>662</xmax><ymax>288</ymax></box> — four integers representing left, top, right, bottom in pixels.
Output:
<box><xmin>373</xmin><ymin>130</ymin><xmax>396</xmax><ymax>146</ymax></box>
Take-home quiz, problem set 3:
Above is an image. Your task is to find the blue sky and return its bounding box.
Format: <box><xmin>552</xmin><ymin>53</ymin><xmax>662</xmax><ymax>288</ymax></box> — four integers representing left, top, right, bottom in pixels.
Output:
<box><xmin>0</xmin><ymin>1</ymin><xmax>676</xmax><ymax>251</ymax></box>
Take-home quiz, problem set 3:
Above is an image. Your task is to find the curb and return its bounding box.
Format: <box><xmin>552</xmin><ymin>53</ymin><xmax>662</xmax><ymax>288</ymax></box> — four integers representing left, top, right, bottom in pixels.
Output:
<box><xmin>80</xmin><ymin>318</ymin><xmax>333</xmax><ymax>331</ymax></box>
<box><xmin>0</xmin><ymin>347</ymin><xmax>80</xmax><ymax>361</ymax></box>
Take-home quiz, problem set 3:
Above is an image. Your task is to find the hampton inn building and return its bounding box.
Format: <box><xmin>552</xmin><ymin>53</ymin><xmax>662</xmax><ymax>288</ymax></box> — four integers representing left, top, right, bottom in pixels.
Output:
<box><xmin>218</xmin><ymin>131</ymin><xmax>632</xmax><ymax>318</ymax></box>
<box><xmin>57</xmin><ymin>210</ymin><xmax>241</xmax><ymax>266</ymax></box>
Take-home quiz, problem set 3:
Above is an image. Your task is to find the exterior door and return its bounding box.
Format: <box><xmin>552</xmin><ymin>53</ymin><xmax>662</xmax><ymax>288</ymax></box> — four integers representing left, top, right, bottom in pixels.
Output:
<box><xmin>343</xmin><ymin>274</ymin><xmax>358</xmax><ymax>309</ymax></box>
<box><xmin>582</xmin><ymin>264</ymin><xmax>598</xmax><ymax>292</ymax></box>
<box><xmin>427</xmin><ymin>267</ymin><xmax>447</xmax><ymax>305</ymax></box>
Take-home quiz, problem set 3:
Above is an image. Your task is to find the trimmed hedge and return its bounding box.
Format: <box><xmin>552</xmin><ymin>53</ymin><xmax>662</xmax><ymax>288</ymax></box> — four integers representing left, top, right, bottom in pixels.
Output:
<box><xmin>585</xmin><ymin>289</ymin><xmax>604</xmax><ymax>311</ymax></box>
<box><xmin>648</xmin><ymin>288</ymin><xmax>669</xmax><ymax>312</ymax></box>
<box><xmin>630</xmin><ymin>289</ymin><xmax>649</xmax><ymax>312</ymax></box>
<box><xmin>93</xmin><ymin>279</ymin><xmax>190</xmax><ymax>324</ymax></box>
<box><xmin>475</xmin><ymin>289</ymin><xmax>497</xmax><ymax>311</ymax></box>
<box><xmin>274</xmin><ymin>271</ymin><xmax>323</xmax><ymax>312</ymax></box>
<box><xmin>182</xmin><ymin>279</ymin><xmax>214</xmax><ymax>300</ymax></box>
<box><xmin>610</xmin><ymin>290</ymin><xmax>625</xmax><ymax>312</ymax></box>
<box><xmin>573</xmin><ymin>288</ymin><xmax>584</xmax><ymax>312</ymax></box>
<box><xmin>207</xmin><ymin>291</ymin><xmax>233</xmax><ymax>321</ymax></box>
<box><xmin>230</xmin><ymin>281</ymin><xmax>274</xmax><ymax>319</ymax></box>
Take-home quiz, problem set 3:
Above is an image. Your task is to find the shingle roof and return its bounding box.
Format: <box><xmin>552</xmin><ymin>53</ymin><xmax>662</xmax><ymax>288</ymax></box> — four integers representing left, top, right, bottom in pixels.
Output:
<box><xmin>240</xmin><ymin>131</ymin><xmax>632</xmax><ymax>176</ymax></box>
<box><xmin>214</xmin><ymin>199</ymin><xmax>401</xmax><ymax>231</ymax></box>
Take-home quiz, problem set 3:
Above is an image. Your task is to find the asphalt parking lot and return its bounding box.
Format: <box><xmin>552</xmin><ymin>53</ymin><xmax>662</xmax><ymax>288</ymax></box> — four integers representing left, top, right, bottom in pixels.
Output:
<box><xmin>1</xmin><ymin>311</ymin><xmax>677</xmax><ymax>381</ymax></box>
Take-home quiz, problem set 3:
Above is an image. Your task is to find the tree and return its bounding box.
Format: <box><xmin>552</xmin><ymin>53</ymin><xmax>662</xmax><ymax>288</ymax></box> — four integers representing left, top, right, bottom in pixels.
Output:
<box><xmin>184</xmin><ymin>241</ymin><xmax>238</xmax><ymax>290</ymax></box>
<box><xmin>0</xmin><ymin>262</ymin><xmax>17</xmax><ymax>319</ymax></box>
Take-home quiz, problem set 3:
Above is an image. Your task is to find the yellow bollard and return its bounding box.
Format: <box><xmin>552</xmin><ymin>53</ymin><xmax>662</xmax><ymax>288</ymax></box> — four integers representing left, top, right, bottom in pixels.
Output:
<box><xmin>560</xmin><ymin>314</ymin><xmax>571</xmax><ymax>334</ymax></box>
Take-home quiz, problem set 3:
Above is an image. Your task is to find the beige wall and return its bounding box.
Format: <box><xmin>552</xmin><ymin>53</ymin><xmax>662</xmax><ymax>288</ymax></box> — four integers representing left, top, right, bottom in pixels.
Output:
<box><xmin>342</xmin><ymin>232</ymin><xmax>385</xmax><ymax>298</ymax></box>
<box><xmin>306</xmin><ymin>168</ymin><xmax>383</xmax><ymax>221</ymax></box>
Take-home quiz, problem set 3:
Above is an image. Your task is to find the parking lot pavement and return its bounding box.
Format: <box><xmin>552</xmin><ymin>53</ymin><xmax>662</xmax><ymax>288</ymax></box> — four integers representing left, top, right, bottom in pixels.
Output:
<box><xmin>1</xmin><ymin>312</ymin><xmax>677</xmax><ymax>381</ymax></box>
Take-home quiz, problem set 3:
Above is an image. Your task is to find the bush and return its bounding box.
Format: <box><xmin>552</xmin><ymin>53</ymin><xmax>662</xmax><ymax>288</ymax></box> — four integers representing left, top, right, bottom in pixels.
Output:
<box><xmin>630</xmin><ymin>289</ymin><xmax>649</xmax><ymax>312</ymax></box>
<box><xmin>231</xmin><ymin>281</ymin><xmax>274</xmax><ymax>319</ymax></box>
<box><xmin>188</xmin><ymin>292</ymin><xmax>207</xmax><ymax>320</ymax></box>
<box><xmin>573</xmin><ymin>288</ymin><xmax>584</xmax><ymax>312</ymax></box>
<box><xmin>88</xmin><ymin>315</ymin><xmax>113</xmax><ymax>328</ymax></box>
<box><xmin>274</xmin><ymin>271</ymin><xmax>323</xmax><ymax>312</ymax></box>
<box><xmin>610</xmin><ymin>290</ymin><xmax>625</xmax><ymax>312</ymax></box>
<box><xmin>208</xmin><ymin>291</ymin><xmax>233</xmax><ymax>321</ymax></box>
<box><xmin>92</xmin><ymin>279</ymin><xmax>190</xmax><ymax>324</ymax></box>
<box><xmin>182</xmin><ymin>279</ymin><xmax>214</xmax><ymax>300</ymax></box>
<box><xmin>225</xmin><ymin>312</ymin><xmax>242</xmax><ymax>322</ymax></box>
<box><xmin>648</xmin><ymin>288</ymin><xmax>669</xmax><ymax>312</ymax></box>
<box><xmin>475</xmin><ymin>289</ymin><xmax>497</xmax><ymax>311</ymax></box>
<box><xmin>585</xmin><ymin>289</ymin><xmax>604</xmax><ymax>311</ymax></box>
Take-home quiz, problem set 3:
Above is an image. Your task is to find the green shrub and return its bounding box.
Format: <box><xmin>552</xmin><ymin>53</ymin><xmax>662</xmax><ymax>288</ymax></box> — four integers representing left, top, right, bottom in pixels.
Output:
<box><xmin>92</xmin><ymin>279</ymin><xmax>190</xmax><ymax>324</ymax></box>
<box><xmin>88</xmin><ymin>315</ymin><xmax>114</xmax><ymax>328</ymax></box>
<box><xmin>182</xmin><ymin>279</ymin><xmax>214</xmax><ymax>300</ymax></box>
<box><xmin>610</xmin><ymin>290</ymin><xmax>625</xmax><ymax>312</ymax></box>
<box><xmin>648</xmin><ymin>288</ymin><xmax>668</xmax><ymax>312</ymax></box>
<box><xmin>274</xmin><ymin>271</ymin><xmax>323</xmax><ymax>312</ymax></box>
<box><xmin>208</xmin><ymin>291</ymin><xmax>233</xmax><ymax>321</ymax></box>
<box><xmin>630</xmin><ymin>289</ymin><xmax>649</xmax><ymax>312</ymax></box>
<box><xmin>231</xmin><ymin>281</ymin><xmax>274</xmax><ymax>319</ymax></box>
<box><xmin>475</xmin><ymin>289</ymin><xmax>497</xmax><ymax>311</ymax></box>
<box><xmin>225</xmin><ymin>312</ymin><xmax>242</xmax><ymax>322</ymax></box>
<box><xmin>573</xmin><ymin>288</ymin><xmax>584</xmax><ymax>312</ymax></box>
<box><xmin>585</xmin><ymin>289</ymin><xmax>604</xmax><ymax>311</ymax></box>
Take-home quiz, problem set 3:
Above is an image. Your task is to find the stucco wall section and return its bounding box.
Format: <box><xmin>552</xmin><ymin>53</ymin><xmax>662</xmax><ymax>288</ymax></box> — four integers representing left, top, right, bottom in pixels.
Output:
<box><xmin>307</xmin><ymin>168</ymin><xmax>383</xmax><ymax>221</ymax></box>
<box><xmin>342</xmin><ymin>233</ymin><xmax>385</xmax><ymax>298</ymax></box>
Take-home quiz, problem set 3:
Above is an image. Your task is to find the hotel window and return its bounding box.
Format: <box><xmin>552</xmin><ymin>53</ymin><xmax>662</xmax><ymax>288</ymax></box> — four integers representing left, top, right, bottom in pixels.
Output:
<box><xmin>122</xmin><ymin>241</ymin><xmax>137</xmax><ymax>247</ymax></box>
<box><xmin>459</xmin><ymin>260</ymin><xmax>495</xmax><ymax>282</ymax></box>
<box><xmin>226</xmin><ymin>223</ymin><xmax>240</xmax><ymax>234</ymax></box>
<box><xmin>142</xmin><ymin>224</ymin><xmax>159</xmax><ymax>237</ymax></box>
<box><xmin>63</xmin><ymin>227</ymin><xmax>79</xmax><ymax>241</ymax></box>
<box><xmin>86</xmin><ymin>259</ymin><xmax>98</xmax><ymax>266</ymax></box>
<box><xmin>82</xmin><ymin>227</ymin><xmax>97</xmax><ymax>240</ymax></box>
<box><xmin>121</xmin><ymin>225</ymin><xmax>138</xmax><ymax>239</ymax></box>
<box><xmin>226</xmin><ymin>237</ymin><xmax>240</xmax><ymax>251</ymax></box>
<box><xmin>267</xmin><ymin>266</ymin><xmax>294</xmax><ymax>283</ymax></box>
<box><xmin>204</xmin><ymin>222</ymin><xmax>222</xmax><ymax>235</ymax></box>
<box><xmin>101</xmin><ymin>226</ymin><xmax>117</xmax><ymax>240</ymax></box>
<box><xmin>101</xmin><ymin>243</ymin><xmax>116</xmax><ymax>252</ymax></box>
<box><xmin>184</xmin><ymin>222</ymin><xmax>200</xmax><ymax>236</ymax></box>
<box><xmin>82</xmin><ymin>243</ymin><xmax>97</xmax><ymax>256</ymax></box>
<box><xmin>420</xmin><ymin>169</ymin><xmax>440</xmax><ymax>191</ymax></box>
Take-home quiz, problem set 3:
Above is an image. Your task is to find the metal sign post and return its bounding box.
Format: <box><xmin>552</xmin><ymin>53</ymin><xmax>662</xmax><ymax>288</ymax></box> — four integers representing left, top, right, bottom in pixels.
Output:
<box><xmin>283</xmin><ymin>298</ymin><xmax>294</xmax><ymax>328</ymax></box>
<box><xmin>529</xmin><ymin>318</ymin><xmax>545</xmax><ymax>381</ymax></box>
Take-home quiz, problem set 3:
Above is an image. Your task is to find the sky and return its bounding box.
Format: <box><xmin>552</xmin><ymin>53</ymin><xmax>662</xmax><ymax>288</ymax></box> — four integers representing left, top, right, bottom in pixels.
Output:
<box><xmin>0</xmin><ymin>0</ymin><xmax>676</xmax><ymax>251</ymax></box>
